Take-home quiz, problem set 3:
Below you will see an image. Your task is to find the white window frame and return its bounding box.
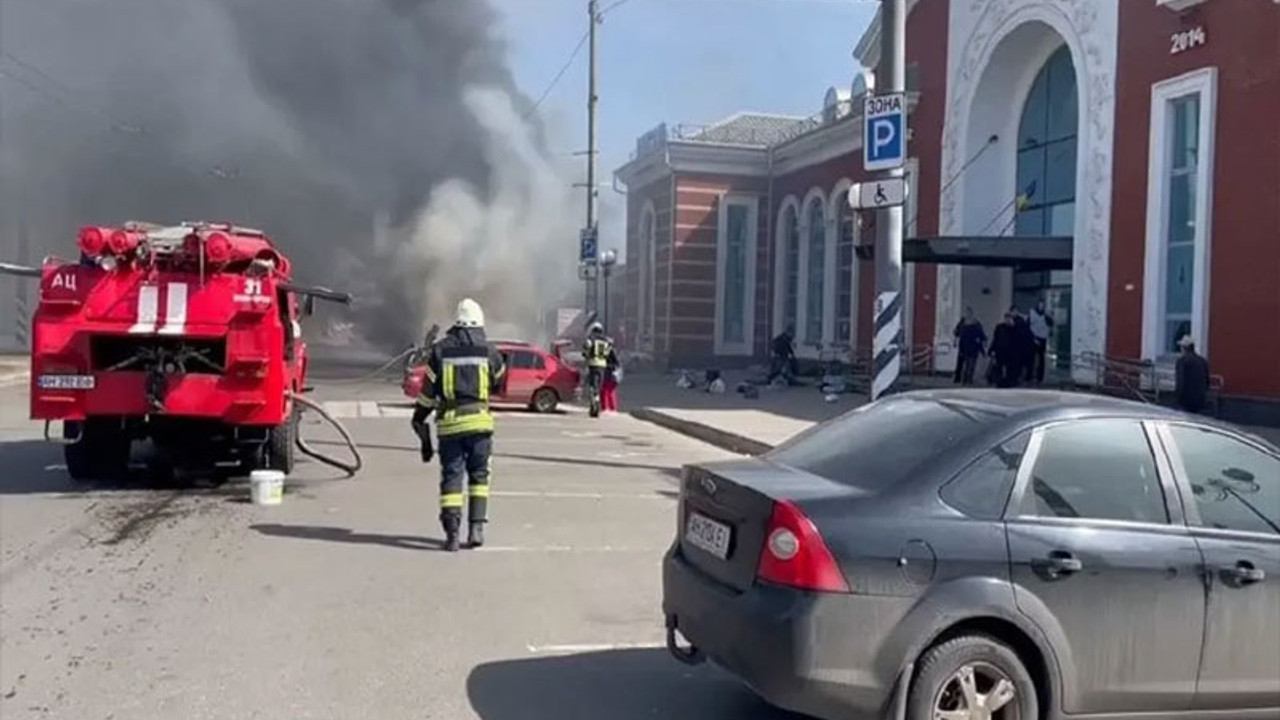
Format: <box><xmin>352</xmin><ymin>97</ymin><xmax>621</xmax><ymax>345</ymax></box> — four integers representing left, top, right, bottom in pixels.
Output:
<box><xmin>637</xmin><ymin>202</ymin><xmax>657</xmax><ymax>352</ymax></box>
<box><xmin>1142</xmin><ymin>66</ymin><xmax>1217</xmax><ymax>362</ymax></box>
<box><xmin>828</xmin><ymin>179</ymin><xmax>857</xmax><ymax>352</ymax></box>
<box><xmin>903</xmin><ymin>158</ymin><xmax>919</xmax><ymax>356</ymax></box>
<box><xmin>715</xmin><ymin>194</ymin><xmax>760</xmax><ymax>356</ymax></box>
<box><xmin>772</xmin><ymin>196</ymin><xmax>801</xmax><ymax>339</ymax></box>
<box><xmin>798</xmin><ymin>188</ymin><xmax>830</xmax><ymax>356</ymax></box>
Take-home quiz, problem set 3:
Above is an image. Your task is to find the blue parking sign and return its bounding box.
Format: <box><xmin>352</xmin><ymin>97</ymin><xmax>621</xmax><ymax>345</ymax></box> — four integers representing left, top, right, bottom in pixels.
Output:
<box><xmin>863</xmin><ymin>93</ymin><xmax>906</xmax><ymax>172</ymax></box>
<box><xmin>579</xmin><ymin>227</ymin><xmax>598</xmax><ymax>263</ymax></box>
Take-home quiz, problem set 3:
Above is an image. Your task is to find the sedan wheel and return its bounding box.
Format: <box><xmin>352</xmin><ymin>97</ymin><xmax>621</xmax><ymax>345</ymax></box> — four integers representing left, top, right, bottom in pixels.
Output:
<box><xmin>531</xmin><ymin>388</ymin><xmax>558</xmax><ymax>414</ymax></box>
<box><xmin>933</xmin><ymin>662</ymin><xmax>1017</xmax><ymax>720</ymax></box>
<box><xmin>907</xmin><ymin>634</ymin><xmax>1037</xmax><ymax>720</ymax></box>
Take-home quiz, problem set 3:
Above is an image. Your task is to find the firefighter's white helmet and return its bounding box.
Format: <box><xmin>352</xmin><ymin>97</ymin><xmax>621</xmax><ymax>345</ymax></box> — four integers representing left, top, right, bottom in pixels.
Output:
<box><xmin>455</xmin><ymin>298</ymin><xmax>485</xmax><ymax>328</ymax></box>
<box><xmin>588</xmin><ymin>321</ymin><xmax>604</xmax><ymax>335</ymax></box>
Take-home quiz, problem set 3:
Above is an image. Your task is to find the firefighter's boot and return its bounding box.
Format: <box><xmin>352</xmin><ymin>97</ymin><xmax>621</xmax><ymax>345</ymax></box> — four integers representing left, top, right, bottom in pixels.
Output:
<box><xmin>442</xmin><ymin>514</ymin><xmax>461</xmax><ymax>552</ymax></box>
<box><xmin>467</xmin><ymin>522</ymin><xmax>485</xmax><ymax>549</ymax></box>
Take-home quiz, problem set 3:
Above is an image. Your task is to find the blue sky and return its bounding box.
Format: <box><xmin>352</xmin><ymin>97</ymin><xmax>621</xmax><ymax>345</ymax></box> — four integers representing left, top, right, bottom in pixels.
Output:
<box><xmin>490</xmin><ymin>0</ymin><xmax>878</xmax><ymax>252</ymax></box>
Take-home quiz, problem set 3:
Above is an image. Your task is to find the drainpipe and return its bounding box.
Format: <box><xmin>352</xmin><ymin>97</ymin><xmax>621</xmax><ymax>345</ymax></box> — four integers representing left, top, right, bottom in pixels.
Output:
<box><xmin>765</xmin><ymin>145</ymin><xmax>776</xmax><ymax>362</ymax></box>
<box><xmin>665</xmin><ymin>147</ymin><xmax>675</xmax><ymax>369</ymax></box>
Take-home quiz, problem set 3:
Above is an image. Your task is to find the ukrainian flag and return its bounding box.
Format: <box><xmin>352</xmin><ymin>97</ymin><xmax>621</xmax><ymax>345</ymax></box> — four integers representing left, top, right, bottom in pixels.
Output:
<box><xmin>1016</xmin><ymin>179</ymin><xmax>1038</xmax><ymax>211</ymax></box>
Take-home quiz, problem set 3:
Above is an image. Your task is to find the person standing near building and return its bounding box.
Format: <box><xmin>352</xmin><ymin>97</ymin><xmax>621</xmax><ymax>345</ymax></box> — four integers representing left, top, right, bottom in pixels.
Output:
<box><xmin>1006</xmin><ymin>304</ymin><xmax>1033</xmax><ymax>386</ymax></box>
<box><xmin>989</xmin><ymin>311</ymin><xmax>1019</xmax><ymax>388</ymax></box>
<box><xmin>583</xmin><ymin>322</ymin><xmax>613</xmax><ymax>417</ymax></box>
<box><xmin>952</xmin><ymin>307</ymin><xmax>987</xmax><ymax>385</ymax></box>
<box><xmin>600</xmin><ymin>342</ymin><xmax>621</xmax><ymax>413</ymax></box>
<box><xmin>767</xmin><ymin>327</ymin><xmax>798</xmax><ymax>385</ymax></box>
<box><xmin>419</xmin><ymin>298</ymin><xmax>506</xmax><ymax>552</ymax></box>
<box><xmin>1175</xmin><ymin>335</ymin><xmax>1211</xmax><ymax>414</ymax></box>
<box><xmin>1028</xmin><ymin>299</ymin><xmax>1054</xmax><ymax>385</ymax></box>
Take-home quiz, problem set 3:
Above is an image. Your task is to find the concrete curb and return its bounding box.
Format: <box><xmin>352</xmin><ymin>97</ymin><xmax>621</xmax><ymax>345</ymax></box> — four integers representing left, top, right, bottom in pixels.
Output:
<box><xmin>0</xmin><ymin>369</ymin><xmax>29</xmax><ymax>388</ymax></box>
<box><xmin>630</xmin><ymin>408</ymin><xmax>773</xmax><ymax>456</ymax></box>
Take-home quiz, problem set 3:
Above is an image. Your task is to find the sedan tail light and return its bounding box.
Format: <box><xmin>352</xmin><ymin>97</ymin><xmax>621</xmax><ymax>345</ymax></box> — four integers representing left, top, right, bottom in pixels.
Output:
<box><xmin>755</xmin><ymin>499</ymin><xmax>849</xmax><ymax>593</ymax></box>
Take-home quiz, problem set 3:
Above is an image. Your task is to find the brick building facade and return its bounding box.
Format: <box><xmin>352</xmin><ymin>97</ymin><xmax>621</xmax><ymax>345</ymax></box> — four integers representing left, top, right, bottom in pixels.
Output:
<box><xmin>614</xmin><ymin>0</ymin><xmax>1279</xmax><ymax>423</ymax></box>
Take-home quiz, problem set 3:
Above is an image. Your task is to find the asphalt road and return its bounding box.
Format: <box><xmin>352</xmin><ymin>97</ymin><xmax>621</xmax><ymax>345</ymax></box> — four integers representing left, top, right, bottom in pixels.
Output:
<box><xmin>0</xmin><ymin>373</ymin><xmax>807</xmax><ymax>720</ymax></box>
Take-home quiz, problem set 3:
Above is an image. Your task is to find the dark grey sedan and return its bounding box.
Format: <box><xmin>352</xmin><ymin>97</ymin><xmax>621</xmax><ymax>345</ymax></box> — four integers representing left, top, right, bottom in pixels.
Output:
<box><xmin>663</xmin><ymin>389</ymin><xmax>1280</xmax><ymax>720</ymax></box>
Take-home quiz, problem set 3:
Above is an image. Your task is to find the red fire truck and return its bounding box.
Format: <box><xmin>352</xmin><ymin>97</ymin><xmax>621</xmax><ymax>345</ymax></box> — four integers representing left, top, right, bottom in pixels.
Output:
<box><xmin>2</xmin><ymin>221</ymin><xmax>352</xmax><ymax>481</ymax></box>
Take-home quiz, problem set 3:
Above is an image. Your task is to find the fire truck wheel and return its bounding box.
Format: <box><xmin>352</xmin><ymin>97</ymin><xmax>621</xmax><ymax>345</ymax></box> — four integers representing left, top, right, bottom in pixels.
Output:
<box><xmin>63</xmin><ymin>420</ymin><xmax>131</xmax><ymax>483</ymax></box>
<box><xmin>266</xmin><ymin>409</ymin><xmax>298</xmax><ymax>475</ymax></box>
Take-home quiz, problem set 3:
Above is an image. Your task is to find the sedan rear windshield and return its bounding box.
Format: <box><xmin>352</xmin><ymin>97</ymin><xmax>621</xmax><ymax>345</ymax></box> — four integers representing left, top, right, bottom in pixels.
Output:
<box><xmin>766</xmin><ymin>396</ymin><xmax>1003</xmax><ymax>491</ymax></box>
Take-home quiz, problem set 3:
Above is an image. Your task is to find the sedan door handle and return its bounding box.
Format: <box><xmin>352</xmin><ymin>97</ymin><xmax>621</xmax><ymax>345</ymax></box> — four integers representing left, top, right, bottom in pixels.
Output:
<box><xmin>1033</xmin><ymin>551</ymin><xmax>1083</xmax><ymax>578</ymax></box>
<box><xmin>1223</xmin><ymin>561</ymin><xmax>1265</xmax><ymax>586</ymax></box>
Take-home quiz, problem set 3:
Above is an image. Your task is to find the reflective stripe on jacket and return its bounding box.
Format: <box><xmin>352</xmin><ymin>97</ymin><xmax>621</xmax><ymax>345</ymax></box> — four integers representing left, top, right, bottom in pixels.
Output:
<box><xmin>425</xmin><ymin>327</ymin><xmax>506</xmax><ymax>437</ymax></box>
<box><xmin>583</xmin><ymin>337</ymin><xmax>613</xmax><ymax>368</ymax></box>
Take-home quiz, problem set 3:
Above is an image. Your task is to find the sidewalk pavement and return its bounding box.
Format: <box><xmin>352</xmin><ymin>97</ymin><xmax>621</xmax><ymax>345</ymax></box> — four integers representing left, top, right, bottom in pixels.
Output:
<box><xmin>624</xmin><ymin>370</ymin><xmax>1280</xmax><ymax>455</ymax></box>
<box><xmin>623</xmin><ymin>371</ymin><xmax>863</xmax><ymax>455</ymax></box>
<box><xmin>0</xmin><ymin>354</ymin><xmax>29</xmax><ymax>387</ymax></box>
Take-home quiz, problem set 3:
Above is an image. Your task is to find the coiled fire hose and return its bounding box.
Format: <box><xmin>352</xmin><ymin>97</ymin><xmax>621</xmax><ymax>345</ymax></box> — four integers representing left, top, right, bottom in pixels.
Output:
<box><xmin>288</xmin><ymin>392</ymin><xmax>363</xmax><ymax>477</ymax></box>
<box><xmin>282</xmin><ymin>345</ymin><xmax>422</xmax><ymax>478</ymax></box>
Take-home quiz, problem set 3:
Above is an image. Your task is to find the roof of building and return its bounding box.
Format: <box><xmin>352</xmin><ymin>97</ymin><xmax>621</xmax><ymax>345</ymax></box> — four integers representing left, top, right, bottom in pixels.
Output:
<box><xmin>684</xmin><ymin>112</ymin><xmax>811</xmax><ymax>147</ymax></box>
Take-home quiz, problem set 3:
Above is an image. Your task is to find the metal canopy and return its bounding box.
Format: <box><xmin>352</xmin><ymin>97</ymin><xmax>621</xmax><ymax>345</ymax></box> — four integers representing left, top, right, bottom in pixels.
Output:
<box><xmin>857</xmin><ymin>236</ymin><xmax>1073</xmax><ymax>270</ymax></box>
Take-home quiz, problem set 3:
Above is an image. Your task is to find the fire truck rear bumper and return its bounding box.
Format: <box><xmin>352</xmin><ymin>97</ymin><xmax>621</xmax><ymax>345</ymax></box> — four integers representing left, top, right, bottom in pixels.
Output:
<box><xmin>31</xmin><ymin>372</ymin><xmax>287</xmax><ymax>426</ymax></box>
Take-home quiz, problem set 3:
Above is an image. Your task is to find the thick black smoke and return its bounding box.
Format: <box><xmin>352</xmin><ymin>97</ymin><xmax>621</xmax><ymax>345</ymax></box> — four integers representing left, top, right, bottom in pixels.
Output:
<box><xmin>0</xmin><ymin>0</ymin><xmax>576</xmax><ymax>347</ymax></box>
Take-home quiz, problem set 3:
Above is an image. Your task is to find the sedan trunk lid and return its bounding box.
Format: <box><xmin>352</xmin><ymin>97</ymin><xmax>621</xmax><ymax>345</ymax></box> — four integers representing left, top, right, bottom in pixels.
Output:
<box><xmin>677</xmin><ymin>458</ymin><xmax>865</xmax><ymax>593</ymax></box>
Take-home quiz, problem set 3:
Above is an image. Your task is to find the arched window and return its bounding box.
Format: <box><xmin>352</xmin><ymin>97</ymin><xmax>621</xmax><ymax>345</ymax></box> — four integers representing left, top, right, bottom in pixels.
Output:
<box><xmin>804</xmin><ymin>196</ymin><xmax>826</xmax><ymax>345</ymax></box>
<box><xmin>638</xmin><ymin>208</ymin><xmax>655</xmax><ymax>349</ymax></box>
<box><xmin>780</xmin><ymin>204</ymin><xmax>800</xmax><ymax>333</ymax></box>
<box><xmin>1015</xmin><ymin>45</ymin><xmax>1077</xmax><ymax>237</ymax></box>
<box><xmin>1013</xmin><ymin>44</ymin><xmax>1078</xmax><ymax>374</ymax></box>
<box><xmin>835</xmin><ymin>189</ymin><xmax>856</xmax><ymax>345</ymax></box>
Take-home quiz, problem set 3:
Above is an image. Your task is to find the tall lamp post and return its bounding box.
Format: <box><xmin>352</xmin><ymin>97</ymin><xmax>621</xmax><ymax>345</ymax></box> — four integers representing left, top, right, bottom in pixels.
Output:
<box><xmin>600</xmin><ymin>249</ymin><xmax>618</xmax><ymax>332</ymax></box>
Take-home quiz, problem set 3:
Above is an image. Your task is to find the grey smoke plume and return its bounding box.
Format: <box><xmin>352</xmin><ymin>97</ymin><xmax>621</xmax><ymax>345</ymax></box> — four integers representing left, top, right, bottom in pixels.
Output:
<box><xmin>0</xmin><ymin>0</ymin><xmax>576</xmax><ymax>348</ymax></box>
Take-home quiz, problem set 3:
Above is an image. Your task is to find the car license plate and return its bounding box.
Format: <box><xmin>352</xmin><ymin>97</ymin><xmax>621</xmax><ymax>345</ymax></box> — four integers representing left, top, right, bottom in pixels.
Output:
<box><xmin>686</xmin><ymin>512</ymin><xmax>731</xmax><ymax>559</ymax></box>
<box><xmin>37</xmin><ymin>374</ymin><xmax>95</xmax><ymax>390</ymax></box>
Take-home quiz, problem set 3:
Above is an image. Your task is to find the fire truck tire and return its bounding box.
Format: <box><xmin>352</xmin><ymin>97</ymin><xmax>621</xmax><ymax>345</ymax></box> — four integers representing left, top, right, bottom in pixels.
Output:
<box><xmin>266</xmin><ymin>409</ymin><xmax>298</xmax><ymax>474</ymax></box>
<box><xmin>63</xmin><ymin>420</ymin><xmax>131</xmax><ymax>482</ymax></box>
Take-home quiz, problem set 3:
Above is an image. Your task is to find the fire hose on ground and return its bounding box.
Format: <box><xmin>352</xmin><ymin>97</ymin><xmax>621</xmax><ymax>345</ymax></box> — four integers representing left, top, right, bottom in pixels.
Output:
<box><xmin>286</xmin><ymin>328</ymin><xmax>438</xmax><ymax>477</ymax></box>
<box><xmin>282</xmin><ymin>345</ymin><xmax>421</xmax><ymax>477</ymax></box>
<box><xmin>289</xmin><ymin>391</ymin><xmax>363</xmax><ymax>477</ymax></box>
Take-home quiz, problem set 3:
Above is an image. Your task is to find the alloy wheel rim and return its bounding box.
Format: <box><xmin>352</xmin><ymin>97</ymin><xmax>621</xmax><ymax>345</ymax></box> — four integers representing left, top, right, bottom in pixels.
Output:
<box><xmin>931</xmin><ymin>661</ymin><xmax>1018</xmax><ymax>720</ymax></box>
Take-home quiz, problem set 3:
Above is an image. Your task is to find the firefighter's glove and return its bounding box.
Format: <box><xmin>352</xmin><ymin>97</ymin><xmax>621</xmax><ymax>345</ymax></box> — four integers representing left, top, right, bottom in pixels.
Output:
<box><xmin>419</xmin><ymin>431</ymin><xmax>435</xmax><ymax>464</ymax></box>
<box><xmin>411</xmin><ymin>406</ymin><xmax>434</xmax><ymax>464</ymax></box>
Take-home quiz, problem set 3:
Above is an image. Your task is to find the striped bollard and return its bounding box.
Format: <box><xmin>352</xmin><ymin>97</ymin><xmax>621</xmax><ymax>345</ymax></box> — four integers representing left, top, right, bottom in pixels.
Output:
<box><xmin>871</xmin><ymin>290</ymin><xmax>902</xmax><ymax>401</ymax></box>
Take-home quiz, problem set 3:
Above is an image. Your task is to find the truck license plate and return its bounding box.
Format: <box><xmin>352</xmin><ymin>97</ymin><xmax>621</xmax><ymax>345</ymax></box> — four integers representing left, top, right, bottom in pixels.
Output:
<box><xmin>37</xmin><ymin>375</ymin><xmax>95</xmax><ymax>390</ymax></box>
<box><xmin>686</xmin><ymin>512</ymin><xmax>731</xmax><ymax>559</ymax></box>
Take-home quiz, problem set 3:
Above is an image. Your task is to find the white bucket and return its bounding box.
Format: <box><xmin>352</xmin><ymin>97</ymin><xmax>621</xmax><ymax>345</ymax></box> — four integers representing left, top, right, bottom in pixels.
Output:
<box><xmin>249</xmin><ymin>470</ymin><xmax>285</xmax><ymax>506</ymax></box>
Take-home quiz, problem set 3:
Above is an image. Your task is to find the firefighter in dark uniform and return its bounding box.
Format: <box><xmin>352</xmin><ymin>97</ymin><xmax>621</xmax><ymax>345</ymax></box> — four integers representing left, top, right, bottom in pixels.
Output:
<box><xmin>582</xmin><ymin>322</ymin><xmax>612</xmax><ymax>414</ymax></box>
<box><xmin>418</xmin><ymin>298</ymin><xmax>506</xmax><ymax>552</ymax></box>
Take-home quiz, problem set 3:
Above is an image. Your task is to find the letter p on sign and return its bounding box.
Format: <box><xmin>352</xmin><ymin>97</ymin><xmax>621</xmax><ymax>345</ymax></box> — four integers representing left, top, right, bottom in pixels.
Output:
<box><xmin>863</xmin><ymin>92</ymin><xmax>906</xmax><ymax>172</ymax></box>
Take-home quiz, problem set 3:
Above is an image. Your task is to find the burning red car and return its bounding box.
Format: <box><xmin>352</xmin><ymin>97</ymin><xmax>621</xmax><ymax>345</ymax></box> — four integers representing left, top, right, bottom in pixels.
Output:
<box><xmin>403</xmin><ymin>340</ymin><xmax>579</xmax><ymax>413</ymax></box>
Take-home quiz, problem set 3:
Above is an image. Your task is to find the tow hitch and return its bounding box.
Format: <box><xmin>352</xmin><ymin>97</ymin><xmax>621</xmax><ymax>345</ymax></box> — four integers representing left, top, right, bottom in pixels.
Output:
<box><xmin>666</xmin><ymin>616</ymin><xmax>704</xmax><ymax>666</ymax></box>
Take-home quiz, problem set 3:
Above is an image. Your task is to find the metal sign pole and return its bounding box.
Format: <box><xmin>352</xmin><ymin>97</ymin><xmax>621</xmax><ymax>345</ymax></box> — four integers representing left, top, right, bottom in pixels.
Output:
<box><xmin>871</xmin><ymin>0</ymin><xmax>907</xmax><ymax>401</ymax></box>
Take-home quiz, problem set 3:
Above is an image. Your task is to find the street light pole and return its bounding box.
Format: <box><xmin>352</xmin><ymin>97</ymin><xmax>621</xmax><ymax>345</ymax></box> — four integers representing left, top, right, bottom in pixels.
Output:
<box><xmin>872</xmin><ymin>0</ymin><xmax>907</xmax><ymax>400</ymax></box>
<box><xmin>584</xmin><ymin>0</ymin><xmax>601</xmax><ymax>316</ymax></box>
<box><xmin>600</xmin><ymin>249</ymin><xmax>617</xmax><ymax>331</ymax></box>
